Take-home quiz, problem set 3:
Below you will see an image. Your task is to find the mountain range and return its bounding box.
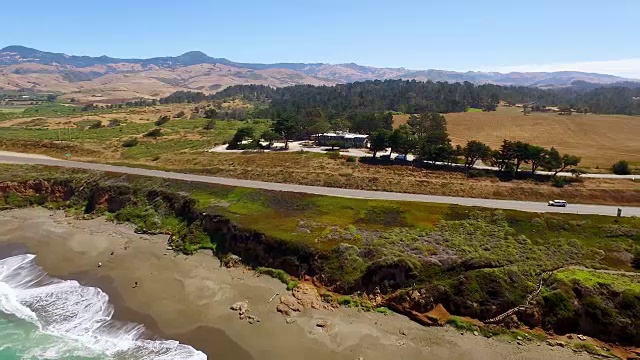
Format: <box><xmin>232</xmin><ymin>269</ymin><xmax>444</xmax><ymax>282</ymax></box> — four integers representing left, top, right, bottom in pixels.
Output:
<box><xmin>1</xmin><ymin>45</ymin><xmax>637</xmax><ymax>102</ymax></box>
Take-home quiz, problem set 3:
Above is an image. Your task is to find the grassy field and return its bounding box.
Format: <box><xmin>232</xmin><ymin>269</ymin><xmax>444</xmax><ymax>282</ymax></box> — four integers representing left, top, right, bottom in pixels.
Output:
<box><xmin>394</xmin><ymin>107</ymin><xmax>640</xmax><ymax>169</ymax></box>
<box><xmin>0</xmin><ymin>107</ymin><xmax>27</xmax><ymax>113</ymax></box>
<box><xmin>0</xmin><ymin>102</ymin><xmax>270</xmax><ymax>161</ymax></box>
<box><xmin>448</xmin><ymin>107</ymin><xmax>640</xmax><ymax>169</ymax></box>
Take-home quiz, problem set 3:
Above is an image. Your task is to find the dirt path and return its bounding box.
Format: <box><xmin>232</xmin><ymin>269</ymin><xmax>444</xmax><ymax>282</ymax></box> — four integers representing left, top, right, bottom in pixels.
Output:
<box><xmin>485</xmin><ymin>266</ymin><xmax>640</xmax><ymax>324</ymax></box>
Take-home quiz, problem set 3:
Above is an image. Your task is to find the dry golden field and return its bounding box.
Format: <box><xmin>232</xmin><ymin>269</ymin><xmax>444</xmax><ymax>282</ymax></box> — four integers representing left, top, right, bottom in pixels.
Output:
<box><xmin>395</xmin><ymin>107</ymin><xmax>640</xmax><ymax>169</ymax></box>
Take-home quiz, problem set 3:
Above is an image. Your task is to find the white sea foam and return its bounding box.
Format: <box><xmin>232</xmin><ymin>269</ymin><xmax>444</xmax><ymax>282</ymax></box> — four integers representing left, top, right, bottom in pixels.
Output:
<box><xmin>0</xmin><ymin>254</ymin><xmax>207</xmax><ymax>359</ymax></box>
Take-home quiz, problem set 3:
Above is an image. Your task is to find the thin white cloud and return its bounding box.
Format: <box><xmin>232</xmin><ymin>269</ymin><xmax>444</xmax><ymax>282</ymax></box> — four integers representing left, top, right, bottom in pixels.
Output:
<box><xmin>485</xmin><ymin>58</ymin><xmax>640</xmax><ymax>79</ymax></box>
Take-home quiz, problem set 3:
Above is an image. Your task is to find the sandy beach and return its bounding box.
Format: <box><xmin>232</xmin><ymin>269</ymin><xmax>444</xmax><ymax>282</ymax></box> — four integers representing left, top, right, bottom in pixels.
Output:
<box><xmin>0</xmin><ymin>208</ymin><xmax>596</xmax><ymax>360</ymax></box>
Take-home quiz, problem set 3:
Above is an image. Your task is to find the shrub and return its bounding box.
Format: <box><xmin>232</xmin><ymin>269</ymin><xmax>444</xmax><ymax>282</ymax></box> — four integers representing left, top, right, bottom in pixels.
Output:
<box><xmin>256</xmin><ymin>267</ymin><xmax>298</xmax><ymax>290</ymax></box>
<box><xmin>467</xmin><ymin>169</ymin><xmax>493</xmax><ymax>178</ymax></box>
<box><xmin>286</xmin><ymin>281</ymin><xmax>299</xmax><ymax>291</ymax></box>
<box><xmin>541</xmin><ymin>290</ymin><xmax>579</xmax><ymax>331</ymax></box>
<box><xmin>346</xmin><ymin>156</ymin><xmax>358</xmax><ymax>163</ymax></box>
<box><xmin>327</xmin><ymin>151</ymin><xmax>342</xmax><ymax>160</ymax></box>
<box><xmin>4</xmin><ymin>192</ymin><xmax>29</xmax><ymax>208</ymax></box>
<box><xmin>375</xmin><ymin>307</ymin><xmax>391</xmax><ymax>315</ymax></box>
<box><xmin>114</xmin><ymin>206</ymin><xmax>161</xmax><ymax>233</ymax></box>
<box><xmin>155</xmin><ymin>115</ymin><xmax>170</xmax><ymax>126</ymax></box>
<box><xmin>121</xmin><ymin>138</ymin><xmax>139</xmax><ymax>147</ymax></box>
<box><xmin>107</xmin><ymin>119</ymin><xmax>122</xmax><ymax>127</ymax></box>
<box><xmin>257</xmin><ymin>267</ymin><xmax>289</xmax><ymax>283</ymax></box>
<box><xmin>203</xmin><ymin>108</ymin><xmax>218</xmax><ymax>119</ymax></box>
<box><xmin>87</xmin><ymin>120</ymin><xmax>103</xmax><ymax>129</ymax></box>
<box><xmin>359</xmin><ymin>205</ymin><xmax>407</xmax><ymax>226</ymax></box>
<box><xmin>227</xmin><ymin>126</ymin><xmax>254</xmax><ymax>150</ymax></box>
<box><xmin>338</xmin><ymin>296</ymin><xmax>354</xmax><ymax>307</ymax></box>
<box><xmin>612</xmin><ymin>160</ymin><xmax>631</xmax><ymax>175</ymax></box>
<box><xmin>573</xmin><ymin>343</ymin><xmax>600</xmax><ymax>355</ymax></box>
<box><xmin>446</xmin><ymin>316</ymin><xmax>478</xmax><ymax>332</ymax></box>
<box><xmin>203</xmin><ymin>119</ymin><xmax>215</xmax><ymax>130</ymax></box>
<box><xmin>551</xmin><ymin>177</ymin><xmax>568</xmax><ymax>188</ymax></box>
<box><xmin>143</xmin><ymin>128</ymin><xmax>163</xmax><ymax>137</ymax></box>
<box><xmin>632</xmin><ymin>248</ymin><xmax>640</xmax><ymax>270</ymax></box>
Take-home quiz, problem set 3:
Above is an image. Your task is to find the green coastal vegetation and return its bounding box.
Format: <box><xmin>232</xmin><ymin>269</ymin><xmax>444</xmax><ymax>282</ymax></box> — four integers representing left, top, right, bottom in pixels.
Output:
<box><xmin>0</xmin><ymin>164</ymin><xmax>638</xmax><ymax>348</ymax></box>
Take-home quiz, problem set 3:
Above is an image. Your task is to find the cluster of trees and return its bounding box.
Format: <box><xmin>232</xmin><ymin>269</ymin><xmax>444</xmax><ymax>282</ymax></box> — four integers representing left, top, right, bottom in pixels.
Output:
<box><xmin>214</xmin><ymin>81</ymin><xmax>500</xmax><ymax>116</ymax></box>
<box><xmin>369</xmin><ymin>113</ymin><xmax>453</xmax><ymax>163</ymax></box>
<box><xmin>217</xmin><ymin>107</ymin><xmax>248</xmax><ymax>120</ymax></box>
<box><xmin>226</xmin><ymin>126</ymin><xmax>279</xmax><ymax>150</ymax></box>
<box><xmin>160</xmin><ymin>91</ymin><xmax>209</xmax><ymax>104</ymax></box>
<box><xmin>527</xmin><ymin>104</ymin><xmax>590</xmax><ymax>115</ymax></box>
<box><xmin>612</xmin><ymin>160</ymin><xmax>632</xmax><ymax>175</ymax></box>
<box><xmin>461</xmin><ymin>139</ymin><xmax>582</xmax><ymax>176</ymax></box>
<box><xmin>464</xmin><ymin>140</ymin><xmax>582</xmax><ymax>176</ymax></box>
<box><xmin>162</xmin><ymin>79</ymin><xmax>640</xmax><ymax>117</ymax></box>
<box><xmin>269</xmin><ymin>110</ymin><xmax>393</xmax><ymax>149</ymax></box>
<box><xmin>192</xmin><ymin>105</ymin><xmax>248</xmax><ymax>120</ymax></box>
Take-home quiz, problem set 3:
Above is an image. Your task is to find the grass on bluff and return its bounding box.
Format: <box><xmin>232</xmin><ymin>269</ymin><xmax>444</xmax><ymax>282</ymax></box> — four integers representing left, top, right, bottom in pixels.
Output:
<box><xmin>554</xmin><ymin>269</ymin><xmax>640</xmax><ymax>292</ymax></box>
<box><xmin>165</xmin><ymin>178</ymin><xmax>640</xmax><ymax>268</ymax></box>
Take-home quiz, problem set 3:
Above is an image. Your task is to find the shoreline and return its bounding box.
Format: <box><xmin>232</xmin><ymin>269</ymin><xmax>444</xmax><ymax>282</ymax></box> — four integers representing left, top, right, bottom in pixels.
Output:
<box><xmin>82</xmin><ymin>272</ymin><xmax>255</xmax><ymax>360</ymax></box>
<box><xmin>0</xmin><ymin>208</ymin><xmax>597</xmax><ymax>360</ymax></box>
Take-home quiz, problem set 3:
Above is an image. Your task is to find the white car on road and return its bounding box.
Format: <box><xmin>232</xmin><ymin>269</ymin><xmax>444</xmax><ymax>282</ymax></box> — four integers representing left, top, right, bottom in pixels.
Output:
<box><xmin>548</xmin><ymin>200</ymin><xmax>568</xmax><ymax>207</ymax></box>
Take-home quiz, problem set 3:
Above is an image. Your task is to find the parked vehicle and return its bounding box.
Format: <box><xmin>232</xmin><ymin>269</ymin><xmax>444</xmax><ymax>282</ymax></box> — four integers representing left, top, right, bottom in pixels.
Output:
<box><xmin>548</xmin><ymin>200</ymin><xmax>568</xmax><ymax>207</ymax></box>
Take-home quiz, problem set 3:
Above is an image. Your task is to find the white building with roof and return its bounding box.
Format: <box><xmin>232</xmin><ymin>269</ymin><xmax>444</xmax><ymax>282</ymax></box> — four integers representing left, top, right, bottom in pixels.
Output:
<box><xmin>316</xmin><ymin>131</ymin><xmax>369</xmax><ymax>149</ymax></box>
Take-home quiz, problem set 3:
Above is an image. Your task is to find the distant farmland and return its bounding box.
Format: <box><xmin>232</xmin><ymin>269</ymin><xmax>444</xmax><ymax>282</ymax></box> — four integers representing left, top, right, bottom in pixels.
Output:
<box><xmin>394</xmin><ymin>107</ymin><xmax>640</xmax><ymax>169</ymax></box>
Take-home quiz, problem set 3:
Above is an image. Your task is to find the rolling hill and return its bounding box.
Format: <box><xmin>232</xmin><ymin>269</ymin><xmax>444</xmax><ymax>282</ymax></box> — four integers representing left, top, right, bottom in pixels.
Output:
<box><xmin>1</xmin><ymin>45</ymin><xmax>637</xmax><ymax>101</ymax></box>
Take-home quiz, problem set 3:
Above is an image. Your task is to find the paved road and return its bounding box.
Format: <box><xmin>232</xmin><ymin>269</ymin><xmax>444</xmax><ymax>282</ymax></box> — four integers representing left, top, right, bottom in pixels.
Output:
<box><xmin>1</xmin><ymin>152</ymin><xmax>639</xmax><ymax>217</ymax></box>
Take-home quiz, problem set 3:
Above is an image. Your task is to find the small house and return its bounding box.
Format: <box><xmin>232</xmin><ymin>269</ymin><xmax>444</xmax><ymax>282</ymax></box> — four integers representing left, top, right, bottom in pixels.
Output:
<box><xmin>317</xmin><ymin>132</ymin><xmax>369</xmax><ymax>149</ymax></box>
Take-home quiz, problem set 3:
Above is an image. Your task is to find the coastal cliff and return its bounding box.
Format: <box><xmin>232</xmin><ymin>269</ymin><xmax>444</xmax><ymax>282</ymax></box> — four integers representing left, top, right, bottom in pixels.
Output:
<box><xmin>1</xmin><ymin>174</ymin><xmax>639</xmax><ymax>349</ymax></box>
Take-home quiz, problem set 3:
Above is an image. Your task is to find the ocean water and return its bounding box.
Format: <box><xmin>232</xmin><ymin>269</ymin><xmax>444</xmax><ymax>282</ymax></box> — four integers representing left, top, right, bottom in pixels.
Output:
<box><xmin>0</xmin><ymin>254</ymin><xmax>207</xmax><ymax>360</ymax></box>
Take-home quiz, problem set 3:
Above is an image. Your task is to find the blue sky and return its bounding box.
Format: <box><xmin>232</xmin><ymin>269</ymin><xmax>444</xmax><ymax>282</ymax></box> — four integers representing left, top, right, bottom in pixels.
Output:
<box><xmin>2</xmin><ymin>0</ymin><xmax>639</xmax><ymax>77</ymax></box>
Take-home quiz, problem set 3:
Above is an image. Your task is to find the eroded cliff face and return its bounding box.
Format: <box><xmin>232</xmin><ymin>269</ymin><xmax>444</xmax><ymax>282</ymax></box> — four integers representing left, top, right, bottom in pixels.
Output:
<box><xmin>1</xmin><ymin>180</ymin><xmax>638</xmax><ymax>347</ymax></box>
<box><xmin>199</xmin><ymin>214</ymin><xmax>320</xmax><ymax>278</ymax></box>
<box><xmin>0</xmin><ymin>180</ymin><xmax>75</xmax><ymax>203</ymax></box>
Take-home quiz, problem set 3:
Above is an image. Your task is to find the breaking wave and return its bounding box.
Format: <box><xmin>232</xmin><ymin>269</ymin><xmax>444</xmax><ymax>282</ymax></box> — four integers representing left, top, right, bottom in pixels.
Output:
<box><xmin>0</xmin><ymin>254</ymin><xmax>206</xmax><ymax>359</ymax></box>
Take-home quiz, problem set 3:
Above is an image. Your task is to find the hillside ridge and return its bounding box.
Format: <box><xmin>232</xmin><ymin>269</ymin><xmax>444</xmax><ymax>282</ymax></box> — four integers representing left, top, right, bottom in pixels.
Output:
<box><xmin>1</xmin><ymin>45</ymin><xmax>638</xmax><ymax>101</ymax></box>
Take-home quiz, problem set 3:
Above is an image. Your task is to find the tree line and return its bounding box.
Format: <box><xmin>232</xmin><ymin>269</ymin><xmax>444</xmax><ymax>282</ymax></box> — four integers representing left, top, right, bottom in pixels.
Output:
<box><xmin>161</xmin><ymin>80</ymin><xmax>640</xmax><ymax>116</ymax></box>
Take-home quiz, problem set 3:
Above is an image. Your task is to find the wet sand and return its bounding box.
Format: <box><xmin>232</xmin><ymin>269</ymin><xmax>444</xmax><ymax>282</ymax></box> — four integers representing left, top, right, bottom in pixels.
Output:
<box><xmin>0</xmin><ymin>208</ymin><xmax>596</xmax><ymax>360</ymax></box>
